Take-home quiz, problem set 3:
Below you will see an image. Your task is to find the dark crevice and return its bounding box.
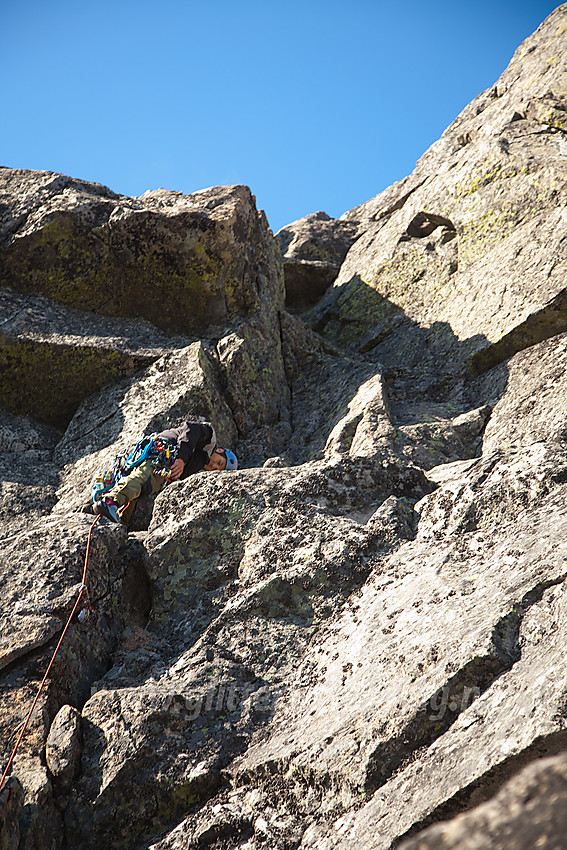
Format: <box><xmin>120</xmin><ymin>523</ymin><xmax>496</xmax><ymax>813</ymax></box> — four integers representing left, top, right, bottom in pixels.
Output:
<box><xmin>392</xmin><ymin>729</ymin><xmax>567</xmax><ymax>848</ymax></box>
<box><xmin>468</xmin><ymin>288</ymin><xmax>567</xmax><ymax>376</ymax></box>
<box><xmin>364</xmin><ymin>574</ymin><xmax>567</xmax><ymax>796</ymax></box>
<box><xmin>278</xmin><ymin>310</ymin><xmax>296</xmax><ymax>442</ymax></box>
<box><xmin>0</xmin><ymin>338</ymin><xmax>155</xmax><ymax>430</ymax></box>
<box><xmin>402</xmin><ymin>212</ymin><xmax>457</xmax><ymax>241</ymax></box>
<box><xmin>65</xmin><ymin>409</ymin><xmax>119</xmax><ymax>442</ymax></box>
<box><xmin>359</xmin><ymin>316</ymin><xmax>410</xmax><ymax>353</ymax></box>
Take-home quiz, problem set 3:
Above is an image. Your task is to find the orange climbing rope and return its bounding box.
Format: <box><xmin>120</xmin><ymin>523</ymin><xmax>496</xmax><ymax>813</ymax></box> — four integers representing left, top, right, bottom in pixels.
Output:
<box><xmin>0</xmin><ymin>514</ymin><xmax>100</xmax><ymax>793</ymax></box>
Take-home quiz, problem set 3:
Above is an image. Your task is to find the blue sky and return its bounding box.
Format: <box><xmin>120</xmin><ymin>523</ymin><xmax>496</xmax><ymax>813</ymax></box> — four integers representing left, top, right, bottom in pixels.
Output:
<box><xmin>1</xmin><ymin>1</ymin><xmax>559</xmax><ymax>233</ymax></box>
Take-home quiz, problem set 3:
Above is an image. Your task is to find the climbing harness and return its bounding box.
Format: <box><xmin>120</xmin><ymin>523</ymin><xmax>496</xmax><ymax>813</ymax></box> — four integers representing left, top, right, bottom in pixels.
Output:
<box><xmin>92</xmin><ymin>434</ymin><xmax>178</xmax><ymax>505</ymax></box>
<box><xmin>0</xmin><ymin>515</ymin><xmax>100</xmax><ymax>793</ymax></box>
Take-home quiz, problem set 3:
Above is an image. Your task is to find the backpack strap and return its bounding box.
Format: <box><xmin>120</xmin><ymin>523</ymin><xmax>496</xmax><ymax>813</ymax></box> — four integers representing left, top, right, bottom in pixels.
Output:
<box><xmin>202</xmin><ymin>425</ymin><xmax>217</xmax><ymax>458</ymax></box>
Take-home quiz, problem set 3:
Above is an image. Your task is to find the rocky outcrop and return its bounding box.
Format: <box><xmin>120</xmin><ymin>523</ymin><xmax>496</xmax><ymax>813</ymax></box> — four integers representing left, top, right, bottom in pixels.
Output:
<box><xmin>0</xmin><ymin>178</ymin><xmax>290</xmax><ymax>462</ymax></box>
<box><xmin>276</xmin><ymin>212</ymin><xmax>359</xmax><ymax>312</ymax></box>
<box><xmin>2</xmin><ymin>7</ymin><xmax>567</xmax><ymax>850</ymax></box>
<box><xmin>0</xmin><ymin>410</ymin><xmax>61</xmax><ymax>539</ymax></box>
<box><xmin>0</xmin><ymin>177</ymin><xmax>281</xmax><ymax>338</ymax></box>
<box><xmin>0</xmin><ymin>286</ymin><xmax>193</xmax><ymax>428</ymax></box>
<box><xmin>0</xmin><ymin>514</ymin><xmax>147</xmax><ymax>846</ymax></box>
<box><xmin>397</xmin><ymin>752</ymin><xmax>567</xmax><ymax>850</ymax></box>
<box><xmin>307</xmin><ymin>6</ymin><xmax>567</xmax><ymax>385</ymax></box>
<box><xmin>45</xmin><ymin>705</ymin><xmax>82</xmax><ymax>795</ymax></box>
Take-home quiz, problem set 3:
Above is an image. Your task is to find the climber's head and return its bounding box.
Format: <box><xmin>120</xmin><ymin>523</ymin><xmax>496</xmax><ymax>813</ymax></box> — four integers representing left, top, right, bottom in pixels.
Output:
<box><xmin>204</xmin><ymin>447</ymin><xmax>238</xmax><ymax>472</ymax></box>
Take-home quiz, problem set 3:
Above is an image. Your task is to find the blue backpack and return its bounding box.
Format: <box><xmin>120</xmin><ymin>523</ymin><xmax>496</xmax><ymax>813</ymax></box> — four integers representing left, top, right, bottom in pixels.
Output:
<box><xmin>92</xmin><ymin>434</ymin><xmax>178</xmax><ymax>505</ymax></box>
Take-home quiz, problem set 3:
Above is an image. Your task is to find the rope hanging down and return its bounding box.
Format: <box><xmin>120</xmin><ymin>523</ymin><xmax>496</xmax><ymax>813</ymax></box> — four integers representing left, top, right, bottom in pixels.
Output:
<box><xmin>0</xmin><ymin>514</ymin><xmax>100</xmax><ymax>793</ymax></box>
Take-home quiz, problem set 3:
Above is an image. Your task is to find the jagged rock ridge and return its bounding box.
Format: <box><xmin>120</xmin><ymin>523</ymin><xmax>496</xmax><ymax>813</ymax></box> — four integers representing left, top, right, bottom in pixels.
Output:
<box><xmin>1</xmin><ymin>6</ymin><xmax>567</xmax><ymax>850</ymax></box>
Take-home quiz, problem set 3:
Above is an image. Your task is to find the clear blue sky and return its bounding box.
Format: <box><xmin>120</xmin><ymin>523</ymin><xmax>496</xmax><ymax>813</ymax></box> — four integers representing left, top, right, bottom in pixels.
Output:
<box><xmin>1</xmin><ymin>1</ymin><xmax>559</xmax><ymax>233</ymax></box>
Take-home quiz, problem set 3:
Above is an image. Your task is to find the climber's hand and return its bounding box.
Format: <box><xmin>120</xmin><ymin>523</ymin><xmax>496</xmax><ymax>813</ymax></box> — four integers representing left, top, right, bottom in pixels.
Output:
<box><xmin>169</xmin><ymin>458</ymin><xmax>185</xmax><ymax>480</ymax></box>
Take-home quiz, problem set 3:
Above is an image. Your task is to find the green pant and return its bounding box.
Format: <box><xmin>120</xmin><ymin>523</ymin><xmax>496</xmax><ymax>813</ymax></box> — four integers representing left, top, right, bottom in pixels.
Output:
<box><xmin>106</xmin><ymin>459</ymin><xmax>167</xmax><ymax>508</ymax></box>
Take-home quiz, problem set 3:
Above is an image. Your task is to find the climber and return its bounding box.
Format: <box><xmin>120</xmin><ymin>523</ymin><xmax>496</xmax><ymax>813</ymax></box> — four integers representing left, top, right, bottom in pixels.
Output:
<box><xmin>93</xmin><ymin>420</ymin><xmax>238</xmax><ymax>523</ymax></box>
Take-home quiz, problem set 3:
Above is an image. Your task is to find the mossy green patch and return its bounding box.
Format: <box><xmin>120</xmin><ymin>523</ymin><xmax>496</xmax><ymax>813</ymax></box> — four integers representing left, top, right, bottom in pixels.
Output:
<box><xmin>458</xmin><ymin>208</ymin><xmax>516</xmax><ymax>269</ymax></box>
<box><xmin>251</xmin><ymin>576</ymin><xmax>314</xmax><ymax>624</ymax></box>
<box><xmin>455</xmin><ymin>163</ymin><xmax>523</xmax><ymax>198</ymax></box>
<box><xmin>319</xmin><ymin>277</ymin><xmax>402</xmax><ymax>350</ymax></box>
<box><xmin>547</xmin><ymin>108</ymin><xmax>567</xmax><ymax>130</ymax></box>
<box><xmin>0</xmin><ymin>337</ymin><xmax>149</xmax><ymax>428</ymax></box>
<box><xmin>2</xmin><ymin>215</ymin><xmax>245</xmax><ymax>335</ymax></box>
<box><xmin>151</xmin><ymin>494</ymin><xmax>259</xmax><ymax>621</ymax></box>
<box><xmin>320</xmin><ymin>237</ymin><xmax>462</xmax><ymax>352</ymax></box>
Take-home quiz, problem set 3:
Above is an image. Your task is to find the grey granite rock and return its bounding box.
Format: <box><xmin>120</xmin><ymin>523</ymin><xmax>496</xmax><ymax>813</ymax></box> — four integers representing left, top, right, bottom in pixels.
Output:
<box><xmin>0</xmin><ymin>286</ymin><xmax>193</xmax><ymax>429</ymax></box>
<box><xmin>0</xmin><ymin>176</ymin><xmax>283</xmax><ymax>338</ymax></box>
<box><xmin>276</xmin><ymin>212</ymin><xmax>359</xmax><ymax>312</ymax></box>
<box><xmin>0</xmin><ymin>776</ymin><xmax>23</xmax><ymax>850</ymax></box>
<box><xmin>62</xmin><ymin>455</ymin><xmax>430</xmax><ymax>848</ymax></box>
<box><xmin>308</xmin><ymin>5</ymin><xmax>567</xmax><ymax>386</ymax></box>
<box><xmin>45</xmin><ymin>705</ymin><xmax>82</xmax><ymax>792</ymax></box>
<box><xmin>0</xmin><ymin>515</ymin><xmax>142</xmax><ymax>846</ymax></box>
<box><xmin>2</xmin><ymin>8</ymin><xmax>567</xmax><ymax>850</ymax></box>
<box><xmin>0</xmin><ymin>176</ymin><xmax>288</xmax><ymax>452</ymax></box>
<box><xmin>397</xmin><ymin>752</ymin><xmax>567</xmax><ymax>850</ymax></box>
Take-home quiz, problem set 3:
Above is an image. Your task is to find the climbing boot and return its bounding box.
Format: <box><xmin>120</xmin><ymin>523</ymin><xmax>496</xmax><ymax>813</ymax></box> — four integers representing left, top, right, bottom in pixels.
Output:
<box><xmin>94</xmin><ymin>497</ymin><xmax>121</xmax><ymax>523</ymax></box>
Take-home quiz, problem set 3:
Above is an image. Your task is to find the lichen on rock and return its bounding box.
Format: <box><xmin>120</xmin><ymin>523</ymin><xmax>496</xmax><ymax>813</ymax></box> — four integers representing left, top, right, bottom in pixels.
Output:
<box><xmin>2</xmin><ymin>7</ymin><xmax>567</xmax><ymax>850</ymax></box>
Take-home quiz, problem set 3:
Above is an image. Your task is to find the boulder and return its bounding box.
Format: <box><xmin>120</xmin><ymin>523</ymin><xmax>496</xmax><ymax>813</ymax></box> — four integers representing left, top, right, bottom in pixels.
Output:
<box><xmin>45</xmin><ymin>705</ymin><xmax>82</xmax><ymax>792</ymax></box>
<box><xmin>279</xmin><ymin>311</ymin><xmax>395</xmax><ymax>465</ymax></box>
<box><xmin>0</xmin><ymin>175</ymin><xmax>283</xmax><ymax>337</ymax></box>
<box><xmin>276</xmin><ymin>211</ymin><xmax>359</xmax><ymax>312</ymax></box>
<box><xmin>0</xmin><ymin>175</ymin><xmax>291</xmax><ymax>454</ymax></box>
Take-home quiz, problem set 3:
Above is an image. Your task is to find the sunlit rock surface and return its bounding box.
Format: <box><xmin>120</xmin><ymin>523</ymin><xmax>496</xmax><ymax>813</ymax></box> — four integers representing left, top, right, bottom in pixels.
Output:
<box><xmin>2</xmin><ymin>7</ymin><xmax>567</xmax><ymax>850</ymax></box>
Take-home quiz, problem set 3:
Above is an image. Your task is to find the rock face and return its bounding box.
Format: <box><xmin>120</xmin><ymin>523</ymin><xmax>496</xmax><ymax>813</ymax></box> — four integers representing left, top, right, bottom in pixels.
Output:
<box><xmin>0</xmin><ymin>177</ymin><xmax>289</xmax><ymax>460</ymax></box>
<box><xmin>308</xmin><ymin>5</ymin><xmax>567</xmax><ymax>386</ymax></box>
<box><xmin>0</xmin><ymin>177</ymin><xmax>280</xmax><ymax>338</ymax></box>
<box><xmin>276</xmin><ymin>212</ymin><xmax>359</xmax><ymax>312</ymax></box>
<box><xmin>396</xmin><ymin>751</ymin><xmax>567</xmax><ymax>850</ymax></box>
<box><xmin>2</xmin><ymin>7</ymin><xmax>567</xmax><ymax>850</ymax></box>
<box><xmin>0</xmin><ymin>286</ymin><xmax>193</xmax><ymax>428</ymax></box>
